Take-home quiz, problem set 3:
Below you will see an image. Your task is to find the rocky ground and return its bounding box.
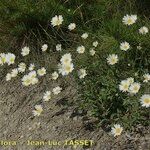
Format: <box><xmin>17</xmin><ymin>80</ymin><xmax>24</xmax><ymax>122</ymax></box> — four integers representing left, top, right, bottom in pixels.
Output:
<box><xmin>0</xmin><ymin>73</ymin><xmax>149</xmax><ymax>150</ymax></box>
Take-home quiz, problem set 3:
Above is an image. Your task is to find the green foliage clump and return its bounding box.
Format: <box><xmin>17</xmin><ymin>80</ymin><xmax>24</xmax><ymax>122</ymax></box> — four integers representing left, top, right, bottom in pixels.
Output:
<box><xmin>75</xmin><ymin>1</ymin><xmax>150</xmax><ymax>130</ymax></box>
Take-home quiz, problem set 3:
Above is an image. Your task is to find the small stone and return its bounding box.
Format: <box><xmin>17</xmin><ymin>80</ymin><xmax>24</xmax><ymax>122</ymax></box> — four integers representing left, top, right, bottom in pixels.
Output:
<box><xmin>73</xmin><ymin>116</ymin><xmax>78</xmax><ymax>121</ymax></box>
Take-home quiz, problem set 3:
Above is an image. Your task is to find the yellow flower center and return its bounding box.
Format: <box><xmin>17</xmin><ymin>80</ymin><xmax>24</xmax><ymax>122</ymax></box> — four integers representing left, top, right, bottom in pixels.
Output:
<box><xmin>124</xmin><ymin>45</ymin><xmax>128</xmax><ymax>49</ymax></box>
<box><xmin>2</xmin><ymin>57</ymin><xmax>6</xmax><ymax>63</ymax></box>
<box><xmin>127</xmin><ymin>18</ymin><xmax>133</xmax><ymax>24</ymax></box>
<box><xmin>10</xmin><ymin>58</ymin><xmax>14</xmax><ymax>62</ymax></box>
<box><xmin>133</xmin><ymin>86</ymin><xmax>138</xmax><ymax>91</ymax></box>
<box><xmin>144</xmin><ymin>98</ymin><xmax>150</xmax><ymax>104</ymax></box>
<box><xmin>56</xmin><ymin>19</ymin><xmax>61</xmax><ymax>25</ymax></box>
<box><xmin>115</xmin><ymin>128</ymin><xmax>121</xmax><ymax>134</ymax></box>
<box><xmin>112</xmin><ymin>58</ymin><xmax>116</xmax><ymax>63</ymax></box>
<box><xmin>37</xmin><ymin>109</ymin><xmax>43</xmax><ymax>113</ymax></box>
<box><xmin>64</xmin><ymin>59</ymin><xmax>69</xmax><ymax>63</ymax></box>
<box><xmin>65</xmin><ymin>66</ymin><xmax>71</xmax><ymax>72</ymax></box>
<box><xmin>124</xmin><ymin>84</ymin><xmax>128</xmax><ymax>88</ymax></box>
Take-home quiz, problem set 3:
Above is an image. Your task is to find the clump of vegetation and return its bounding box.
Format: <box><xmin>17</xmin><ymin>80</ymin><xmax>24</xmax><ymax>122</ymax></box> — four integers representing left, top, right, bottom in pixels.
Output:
<box><xmin>0</xmin><ymin>0</ymin><xmax>149</xmax><ymax>137</ymax></box>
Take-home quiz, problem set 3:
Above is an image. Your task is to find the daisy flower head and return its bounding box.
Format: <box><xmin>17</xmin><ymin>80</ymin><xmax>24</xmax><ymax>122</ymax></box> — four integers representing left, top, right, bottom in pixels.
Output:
<box><xmin>93</xmin><ymin>41</ymin><xmax>98</xmax><ymax>47</ymax></box>
<box><xmin>59</xmin><ymin>63</ymin><xmax>74</xmax><ymax>76</ymax></box>
<box><xmin>43</xmin><ymin>91</ymin><xmax>51</xmax><ymax>102</ymax></box>
<box><xmin>140</xmin><ymin>94</ymin><xmax>150</xmax><ymax>108</ymax></box>
<box><xmin>68</xmin><ymin>23</ymin><xmax>76</xmax><ymax>31</ymax></box>
<box><xmin>29</xmin><ymin>63</ymin><xmax>35</xmax><ymax>71</ymax></box>
<box><xmin>119</xmin><ymin>80</ymin><xmax>130</xmax><ymax>92</ymax></box>
<box><xmin>81</xmin><ymin>33</ymin><xmax>88</xmax><ymax>39</ymax></box>
<box><xmin>6</xmin><ymin>53</ymin><xmax>16</xmax><ymax>65</ymax></box>
<box><xmin>21</xmin><ymin>75</ymin><xmax>32</xmax><ymax>86</ymax></box>
<box><xmin>28</xmin><ymin>71</ymin><xmax>37</xmax><ymax>79</ymax></box>
<box><xmin>21</xmin><ymin>46</ymin><xmax>30</xmax><ymax>56</ymax></box>
<box><xmin>107</xmin><ymin>54</ymin><xmax>118</xmax><ymax>65</ymax></box>
<box><xmin>31</xmin><ymin>77</ymin><xmax>39</xmax><ymax>85</ymax></box>
<box><xmin>37</xmin><ymin>67</ymin><xmax>46</xmax><ymax>76</ymax></box>
<box><xmin>127</xmin><ymin>77</ymin><xmax>134</xmax><ymax>85</ymax></box>
<box><xmin>52</xmin><ymin>86</ymin><xmax>62</xmax><ymax>95</ymax></box>
<box><xmin>11</xmin><ymin>68</ymin><xmax>18</xmax><ymax>78</ymax></box>
<box><xmin>78</xmin><ymin>69</ymin><xmax>87</xmax><ymax>79</ymax></box>
<box><xmin>139</xmin><ymin>26</ymin><xmax>149</xmax><ymax>35</ymax></box>
<box><xmin>51</xmin><ymin>15</ymin><xmax>63</xmax><ymax>27</ymax></box>
<box><xmin>0</xmin><ymin>53</ymin><xmax>7</xmax><ymax>65</ymax></box>
<box><xmin>122</xmin><ymin>14</ymin><xmax>137</xmax><ymax>25</ymax></box>
<box><xmin>129</xmin><ymin>82</ymin><xmax>141</xmax><ymax>94</ymax></box>
<box><xmin>41</xmin><ymin>44</ymin><xmax>48</xmax><ymax>52</ymax></box>
<box><xmin>143</xmin><ymin>73</ymin><xmax>150</xmax><ymax>83</ymax></box>
<box><xmin>111</xmin><ymin>124</ymin><xmax>123</xmax><ymax>137</ymax></box>
<box><xmin>120</xmin><ymin>41</ymin><xmax>130</xmax><ymax>51</ymax></box>
<box><xmin>63</xmin><ymin>63</ymin><xmax>74</xmax><ymax>75</ymax></box>
<box><xmin>77</xmin><ymin>45</ymin><xmax>85</xmax><ymax>54</ymax></box>
<box><xmin>6</xmin><ymin>73</ymin><xmax>12</xmax><ymax>81</ymax></box>
<box><xmin>32</xmin><ymin>105</ymin><xmax>43</xmax><ymax>116</ymax></box>
<box><xmin>56</xmin><ymin>44</ymin><xmax>62</xmax><ymax>51</ymax></box>
<box><xmin>51</xmin><ymin>71</ymin><xmax>59</xmax><ymax>80</ymax></box>
<box><xmin>90</xmin><ymin>48</ymin><xmax>96</xmax><ymax>56</ymax></box>
<box><xmin>137</xmin><ymin>45</ymin><xmax>142</xmax><ymax>50</ymax></box>
<box><xmin>60</xmin><ymin>53</ymin><xmax>72</xmax><ymax>65</ymax></box>
<box><xmin>18</xmin><ymin>62</ymin><xmax>26</xmax><ymax>73</ymax></box>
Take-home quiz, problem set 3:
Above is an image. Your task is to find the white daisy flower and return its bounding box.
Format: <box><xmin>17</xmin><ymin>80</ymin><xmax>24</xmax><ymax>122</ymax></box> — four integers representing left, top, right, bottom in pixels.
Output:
<box><xmin>18</xmin><ymin>62</ymin><xmax>26</xmax><ymax>73</ymax></box>
<box><xmin>21</xmin><ymin>46</ymin><xmax>30</xmax><ymax>56</ymax></box>
<box><xmin>77</xmin><ymin>45</ymin><xmax>85</xmax><ymax>54</ymax></box>
<box><xmin>119</xmin><ymin>80</ymin><xmax>130</xmax><ymax>92</ymax></box>
<box><xmin>143</xmin><ymin>73</ymin><xmax>150</xmax><ymax>83</ymax></box>
<box><xmin>32</xmin><ymin>105</ymin><xmax>43</xmax><ymax>116</ymax></box>
<box><xmin>140</xmin><ymin>94</ymin><xmax>150</xmax><ymax>108</ymax></box>
<box><xmin>52</xmin><ymin>86</ymin><xmax>62</xmax><ymax>95</ymax></box>
<box><xmin>6</xmin><ymin>73</ymin><xmax>12</xmax><ymax>81</ymax></box>
<box><xmin>43</xmin><ymin>91</ymin><xmax>51</xmax><ymax>102</ymax></box>
<box><xmin>63</xmin><ymin>63</ymin><xmax>74</xmax><ymax>75</ymax></box>
<box><xmin>129</xmin><ymin>82</ymin><xmax>141</xmax><ymax>94</ymax></box>
<box><xmin>78</xmin><ymin>69</ymin><xmax>87</xmax><ymax>79</ymax></box>
<box><xmin>28</xmin><ymin>71</ymin><xmax>37</xmax><ymax>79</ymax></box>
<box><xmin>51</xmin><ymin>71</ymin><xmax>59</xmax><ymax>80</ymax></box>
<box><xmin>90</xmin><ymin>48</ymin><xmax>96</xmax><ymax>56</ymax></box>
<box><xmin>111</xmin><ymin>124</ymin><xmax>123</xmax><ymax>137</ymax></box>
<box><xmin>58</xmin><ymin>63</ymin><xmax>74</xmax><ymax>76</ymax></box>
<box><xmin>93</xmin><ymin>41</ymin><xmax>98</xmax><ymax>47</ymax></box>
<box><xmin>31</xmin><ymin>77</ymin><xmax>39</xmax><ymax>85</ymax></box>
<box><xmin>51</xmin><ymin>15</ymin><xmax>63</xmax><ymax>27</ymax></box>
<box><xmin>68</xmin><ymin>23</ymin><xmax>76</xmax><ymax>31</ymax></box>
<box><xmin>11</xmin><ymin>68</ymin><xmax>18</xmax><ymax>77</ymax></box>
<box><xmin>120</xmin><ymin>42</ymin><xmax>130</xmax><ymax>51</ymax></box>
<box><xmin>41</xmin><ymin>44</ymin><xmax>48</xmax><ymax>52</ymax></box>
<box><xmin>21</xmin><ymin>75</ymin><xmax>32</xmax><ymax>86</ymax></box>
<box><xmin>139</xmin><ymin>26</ymin><xmax>148</xmax><ymax>35</ymax></box>
<box><xmin>29</xmin><ymin>63</ymin><xmax>35</xmax><ymax>71</ymax></box>
<box><xmin>37</xmin><ymin>67</ymin><xmax>46</xmax><ymax>76</ymax></box>
<box><xmin>81</xmin><ymin>33</ymin><xmax>88</xmax><ymax>39</ymax></box>
<box><xmin>56</xmin><ymin>44</ymin><xmax>62</xmax><ymax>51</ymax></box>
<box><xmin>60</xmin><ymin>53</ymin><xmax>72</xmax><ymax>65</ymax></box>
<box><xmin>6</xmin><ymin>53</ymin><xmax>16</xmax><ymax>65</ymax></box>
<box><xmin>22</xmin><ymin>71</ymin><xmax>38</xmax><ymax>86</ymax></box>
<box><xmin>122</xmin><ymin>14</ymin><xmax>137</xmax><ymax>25</ymax></box>
<box><xmin>107</xmin><ymin>54</ymin><xmax>118</xmax><ymax>65</ymax></box>
<box><xmin>137</xmin><ymin>45</ymin><xmax>142</xmax><ymax>50</ymax></box>
<box><xmin>127</xmin><ymin>77</ymin><xmax>134</xmax><ymax>85</ymax></box>
<box><xmin>0</xmin><ymin>53</ymin><xmax>7</xmax><ymax>65</ymax></box>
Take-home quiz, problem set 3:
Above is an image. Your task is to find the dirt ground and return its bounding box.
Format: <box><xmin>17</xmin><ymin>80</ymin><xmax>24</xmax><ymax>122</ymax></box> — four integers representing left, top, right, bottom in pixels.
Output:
<box><xmin>0</xmin><ymin>73</ymin><xmax>149</xmax><ymax>150</ymax></box>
